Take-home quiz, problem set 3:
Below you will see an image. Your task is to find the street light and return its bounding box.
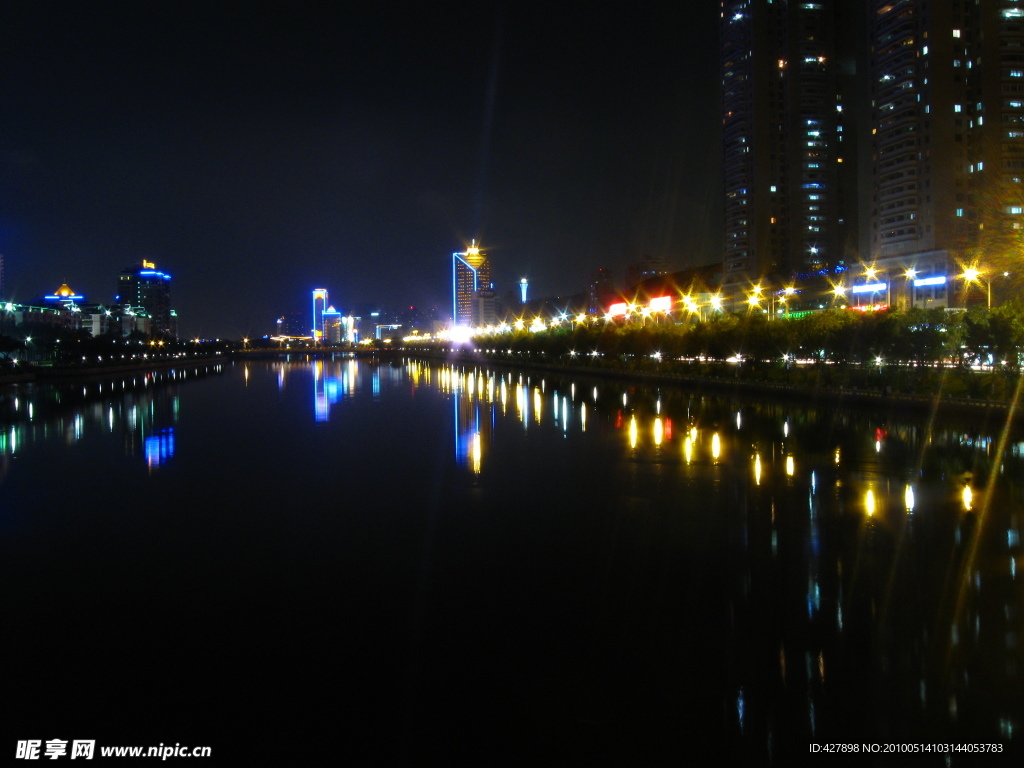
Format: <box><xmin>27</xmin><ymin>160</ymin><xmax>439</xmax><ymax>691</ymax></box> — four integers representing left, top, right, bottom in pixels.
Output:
<box><xmin>960</xmin><ymin>267</ymin><xmax>991</xmax><ymax>309</ymax></box>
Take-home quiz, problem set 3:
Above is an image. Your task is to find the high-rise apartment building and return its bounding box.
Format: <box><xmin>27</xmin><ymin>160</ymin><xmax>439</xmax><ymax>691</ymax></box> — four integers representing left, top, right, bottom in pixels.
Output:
<box><xmin>721</xmin><ymin>0</ymin><xmax>862</xmax><ymax>291</ymax></box>
<box><xmin>452</xmin><ymin>241</ymin><xmax>492</xmax><ymax>327</ymax></box>
<box><xmin>116</xmin><ymin>261</ymin><xmax>175</xmax><ymax>337</ymax></box>
<box><xmin>866</xmin><ymin>0</ymin><xmax>1024</xmax><ymax>306</ymax></box>
<box><xmin>723</xmin><ymin>1</ymin><xmax>1024</xmax><ymax>309</ymax></box>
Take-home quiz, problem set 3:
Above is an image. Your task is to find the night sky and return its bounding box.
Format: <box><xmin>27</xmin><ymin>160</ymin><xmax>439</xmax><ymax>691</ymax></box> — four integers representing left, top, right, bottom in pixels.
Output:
<box><xmin>0</xmin><ymin>2</ymin><xmax>722</xmax><ymax>338</ymax></box>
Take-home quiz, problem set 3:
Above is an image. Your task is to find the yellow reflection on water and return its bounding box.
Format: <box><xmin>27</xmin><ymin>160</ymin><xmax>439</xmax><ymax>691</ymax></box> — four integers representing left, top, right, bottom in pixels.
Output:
<box><xmin>684</xmin><ymin>436</ymin><xmax>693</xmax><ymax>464</ymax></box>
<box><xmin>629</xmin><ymin>416</ymin><xmax>638</xmax><ymax>449</ymax></box>
<box><xmin>905</xmin><ymin>484</ymin><xmax>915</xmax><ymax>513</ymax></box>
<box><xmin>471</xmin><ymin>432</ymin><xmax>482</xmax><ymax>474</ymax></box>
<box><xmin>962</xmin><ymin>485</ymin><xmax>973</xmax><ymax>512</ymax></box>
<box><xmin>711</xmin><ymin>432</ymin><xmax>721</xmax><ymax>461</ymax></box>
<box><xmin>690</xmin><ymin>426</ymin><xmax>698</xmax><ymax>442</ymax></box>
<box><xmin>580</xmin><ymin>403</ymin><xmax>587</xmax><ymax>431</ymax></box>
<box><xmin>653</xmin><ymin>417</ymin><xmax>663</xmax><ymax>446</ymax></box>
<box><xmin>786</xmin><ymin>455</ymin><xmax>794</xmax><ymax>477</ymax></box>
<box><xmin>865</xmin><ymin>489</ymin><xmax>876</xmax><ymax>517</ymax></box>
<box><xmin>500</xmin><ymin>380</ymin><xmax>508</xmax><ymax>410</ymax></box>
<box><xmin>533</xmin><ymin>388</ymin><xmax>542</xmax><ymax>424</ymax></box>
<box><xmin>754</xmin><ymin>453</ymin><xmax>762</xmax><ymax>485</ymax></box>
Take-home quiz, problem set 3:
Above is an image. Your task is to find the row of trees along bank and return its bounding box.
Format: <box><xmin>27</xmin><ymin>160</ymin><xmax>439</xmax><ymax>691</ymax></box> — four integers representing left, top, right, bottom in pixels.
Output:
<box><xmin>454</xmin><ymin>305</ymin><xmax>1024</xmax><ymax>403</ymax></box>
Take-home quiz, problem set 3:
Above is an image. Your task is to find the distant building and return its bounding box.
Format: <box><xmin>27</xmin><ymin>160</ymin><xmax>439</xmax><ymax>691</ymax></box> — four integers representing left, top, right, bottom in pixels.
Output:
<box><xmin>322</xmin><ymin>305</ymin><xmax>343</xmax><ymax>343</ymax></box>
<box><xmin>452</xmin><ymin>241</ymin><xmax>491</xmax><ymax>327</ymax></box>
<box><xmin>311</xmin><ymin>289</ymin><xmax>328</xmax><ymax>340</ymax></box>
<box><xmin>116</xmin><ymin>261</ymin><xmax>175</xmax><ymax>337</ymax></box>
<box><xmin>589</xmin><ymin>268</ymin><xmax>618</xmax><ymax>315</ymax></box>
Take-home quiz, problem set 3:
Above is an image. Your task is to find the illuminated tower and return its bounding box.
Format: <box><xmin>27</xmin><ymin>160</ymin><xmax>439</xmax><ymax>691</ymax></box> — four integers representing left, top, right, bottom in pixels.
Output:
<box><xmin>452</xmin><ymin>240</ymin><xmax>491</xmax><ymax>327</ymax></box>
<box><xmin>312</xmin><ymin>289</ymin><xmax>327</xmax><ymax>340</ymax></box>
<box><xmin>519</xmin><ymin>278</ymin><xmax>528</xmax><ymax>303</ymax></box>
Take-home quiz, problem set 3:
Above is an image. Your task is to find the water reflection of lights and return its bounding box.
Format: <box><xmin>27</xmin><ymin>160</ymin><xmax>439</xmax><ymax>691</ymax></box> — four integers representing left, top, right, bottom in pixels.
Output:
<box><xmin>653</xmin><ymin>417</ymin><xmax>663</xmax><ymax>446</ymax></box>
<box><xmin>785</xmin><ymin>455</ymin><xmax>794</xmax><ymax>477</ymax></box>
<box><xmin>533</xmin><ymin>388</ymin><xmax>542</xmax><ymax>424</ymax></box>
<box><xmin>711</xmin><ymin>432</ymin><xmax>721</xmax><ymax>461</ymax></box>
<box><xmin>145</xmin><ymin>429</ymin><xmax>176</xmax><ymax>470</ymax></box>
<box><xmin>629</xmin><ymin>416</ymin><xmax>638</xmax><ymax>449</ymax></box>
<box><xmin>580</xmin><ymin>403</ymin><xmax>587</xmax><ymax>431</ymax></box>
<box><xmin>904</xmin><ymin>484</ymin><xmax>915</xmax><ymax>512</ymax></box>
<box><xmin>683</xmin><ymin>436</ymin><xmax>693</xmax><ymax>464</ymax></box>
<box><xmin>754</xmin><ymin>453</ymin><xmax>762</xmax><ymax>484</ymax></box>
<box><xmin>962</xmin><ymin>485</ymin><xmax>974</xmax><ymax>512</ymax></box>
<box><xmin>470</xmin><ymin>432</ymin><xmax>482</xmax><ymax>474</ymax></box>
<box><xmin>865</xmin><ymin>489</ymin><xmax>876</xmax><ymax>517</ymax></box>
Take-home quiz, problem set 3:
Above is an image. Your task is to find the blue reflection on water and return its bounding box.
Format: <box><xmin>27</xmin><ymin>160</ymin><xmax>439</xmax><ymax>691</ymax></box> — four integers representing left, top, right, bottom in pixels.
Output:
<box><xmin>144</xmin><ymin>428</ymin><xmax>175</xmax><ymax>469</ymax></box>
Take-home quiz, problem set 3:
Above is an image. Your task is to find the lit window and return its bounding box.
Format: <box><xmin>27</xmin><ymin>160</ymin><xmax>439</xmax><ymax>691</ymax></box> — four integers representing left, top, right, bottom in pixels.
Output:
<box><xmin>954</xmin><ymin>104</ymin><xmax>962</xmax><ymax>112</ymax></box>
<box><xmin>953</xmin><ymin>29</ymin><xmax>961</xmax><ymax>38</ymax></box>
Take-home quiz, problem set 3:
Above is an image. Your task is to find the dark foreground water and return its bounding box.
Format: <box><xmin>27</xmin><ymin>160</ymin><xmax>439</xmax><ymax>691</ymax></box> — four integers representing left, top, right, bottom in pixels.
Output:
<box><xmin>3</xmin><ymin>357</ymin><xmax>1023</xmax><ymax>764</ymax></box>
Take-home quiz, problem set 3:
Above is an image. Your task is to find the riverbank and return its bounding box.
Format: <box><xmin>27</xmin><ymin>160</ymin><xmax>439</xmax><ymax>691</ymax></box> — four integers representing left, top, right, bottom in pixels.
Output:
<box><xmin>400</xmin><ymin>347</ymin><xmax>1023</xmax><ymax>415</ymax></box>
<box><xmin>0</xmin><ymin>355</ymin><xmax>227</xmax><ymax>386</ymax></box>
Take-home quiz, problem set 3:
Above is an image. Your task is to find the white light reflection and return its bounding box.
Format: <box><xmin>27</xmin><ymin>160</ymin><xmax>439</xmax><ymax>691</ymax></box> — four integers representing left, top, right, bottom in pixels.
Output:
<box><xmin>905</xmin><ymin>485</ymin><xmax>915</xmax><ymax>513</ymax></box>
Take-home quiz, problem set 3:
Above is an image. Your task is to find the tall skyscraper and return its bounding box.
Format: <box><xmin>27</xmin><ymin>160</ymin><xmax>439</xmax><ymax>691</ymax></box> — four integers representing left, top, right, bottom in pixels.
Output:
<box><xmin>865</xmin><ymin>0</ymin><xmax>1024</xmax><ymax>306</ymax></box>
<box><xmin>721</xmin><ymin>0</ymin><xmax>861</xmax><ymax>288</ymax></box>
<box><xmin>452</xmin><ymin>241</ymin><xmax>492</xmax><ymax>327</ymax></box>
<box><xmin>312</xmin><ymin>289</ymin><xmax>328</xmax><ymax>340</ymax></box>
<box><xmin>116</xmin><ymin>260</ymin><xmax>174</xmax><ymax>337</ymax></box>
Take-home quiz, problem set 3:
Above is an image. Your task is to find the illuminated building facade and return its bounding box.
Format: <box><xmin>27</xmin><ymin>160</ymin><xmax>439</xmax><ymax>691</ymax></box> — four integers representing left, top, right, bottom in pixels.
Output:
<box><xmin>312</xmin><ymin>289</ymin><xmax>328</xmax><ymax>340</ymax></box>
<box><xmin>322</xmin><ymin>305</ymin><xmax>342</xmax><ymax>343</ymax></box>
<box><xmin>452</xmin><ymin>241</ymin><xmax>492</xmax><ymax>327</ymax></box>
<box><xmin>721</xmin><ymin>0</ymin><xmax>861</xmax><ymax>288</ymax></box>
<box><xmin>116</xmin><ymin>261</ymin><xmax>175</xmax><ymax>337</ymax></box>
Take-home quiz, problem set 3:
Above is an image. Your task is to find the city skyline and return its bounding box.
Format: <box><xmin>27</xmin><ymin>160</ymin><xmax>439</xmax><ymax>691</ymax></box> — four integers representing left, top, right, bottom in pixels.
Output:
<box><xmin>0</xmin><ymin>3</ymin><xmax>722</xmax><ymax>338</ymax></box>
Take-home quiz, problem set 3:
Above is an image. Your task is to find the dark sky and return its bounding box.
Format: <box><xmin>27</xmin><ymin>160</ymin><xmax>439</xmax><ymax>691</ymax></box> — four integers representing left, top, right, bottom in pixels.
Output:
<box><xmin>0</xmin><ymin>2</ymin><xmax>722</xmax><ymax>338</ymax></box>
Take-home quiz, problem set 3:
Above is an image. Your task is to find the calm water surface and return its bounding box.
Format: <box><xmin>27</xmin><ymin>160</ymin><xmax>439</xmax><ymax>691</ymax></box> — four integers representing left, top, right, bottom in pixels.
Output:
<box><xmin>3</xmin><ymin>358</ymin><xmax>1023</xmax><ymax>764</ymax></box>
